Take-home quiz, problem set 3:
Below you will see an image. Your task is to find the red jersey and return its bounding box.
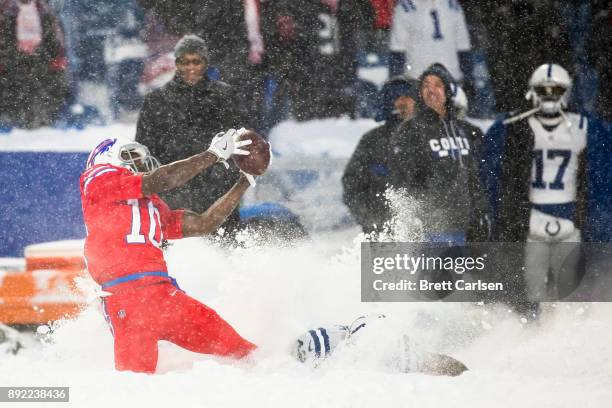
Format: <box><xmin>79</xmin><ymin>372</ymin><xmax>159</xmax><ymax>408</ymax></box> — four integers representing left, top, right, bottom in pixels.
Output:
<box><xmin>80</xmin><ymin>164</ymin><xmax>184</xmax><ymax>291</ymax></box>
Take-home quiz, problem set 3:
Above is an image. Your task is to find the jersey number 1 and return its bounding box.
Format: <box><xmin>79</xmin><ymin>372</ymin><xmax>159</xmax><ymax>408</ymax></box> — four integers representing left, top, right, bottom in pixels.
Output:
<box><xmin>126</xmin><ymin>199</ymin><xmax>163</xmax><ymax>247</ymax></box>
<box><xmin>430</xmin><ymin>9</ymin><xmax>444</xmax><ymax>40</ymax></box>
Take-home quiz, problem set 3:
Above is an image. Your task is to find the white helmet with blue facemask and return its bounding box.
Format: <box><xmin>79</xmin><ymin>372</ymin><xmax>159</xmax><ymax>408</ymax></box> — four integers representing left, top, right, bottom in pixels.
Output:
<box><xmin>526</xmin><ymin>63</ymin><xmax>572</xmax><ymax>115</ymax></box>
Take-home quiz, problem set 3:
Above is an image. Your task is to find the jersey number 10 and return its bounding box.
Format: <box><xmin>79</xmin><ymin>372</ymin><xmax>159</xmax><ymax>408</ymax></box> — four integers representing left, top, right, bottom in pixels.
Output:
<box><xmin>126</xmin><ymin>199</ymin><xmax>163</xmax><ymax>248</ymax></box>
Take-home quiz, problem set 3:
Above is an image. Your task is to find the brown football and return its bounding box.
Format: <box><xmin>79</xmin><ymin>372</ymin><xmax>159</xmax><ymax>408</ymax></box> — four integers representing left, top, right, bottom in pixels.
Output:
<box><xmin>232</xmin><ymin>129</ymin><xmax>271</xmax><ymax>176</ymax></box>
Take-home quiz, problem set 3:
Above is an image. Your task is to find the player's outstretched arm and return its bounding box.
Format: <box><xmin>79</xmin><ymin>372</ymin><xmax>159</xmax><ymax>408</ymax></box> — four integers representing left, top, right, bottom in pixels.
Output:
<box><xmin>181</xmin><ymin>173</ymin><xmax>251</xmax><ymax>237</ymax></box>
<box><xmin>142</xmin><ymin>151</ymin><xmax>219</xmax><ymax>195</ymax></box>
<box><xmin>142</xmin><ymin>129</ymin><xmax>250</xmax><ymax>195</ymax></box>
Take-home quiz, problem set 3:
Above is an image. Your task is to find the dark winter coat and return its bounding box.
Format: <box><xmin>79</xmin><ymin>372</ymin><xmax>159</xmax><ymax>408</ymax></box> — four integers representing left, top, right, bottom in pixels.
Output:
<box><xmin>259</xmin><ymin>0</ymin><xmax>373</xmax><ymax>120</ymax></box>
<box><xmin>388</xmin><ymin>106</ymin><xmax>489</xmax><ymax>240</ymax></box>
<box><xmin>342</xmin><ymin>115</ymin><xmax>403</xmax><ymax>232</ymax></box>
<box><xmin>471</xmin><ymin>0</ymin><xmax>573</xmax><ymax>113</ymax></box>
<box><xmin>0</xmin><ymin>0</ymin><xmax>66</xmax><ymax>67</ymax></box>
<box><xmin>588</xmin><ymin>3</ymin><xmax>612</xmax><ymax>122</ymax></box>
<box><xmin>492</xmin><ymin>117</ymin><xmax>587</xmax><ymax>242</ymax></box>
<box><xmin>0</xmin><ymin>0</ymin><xmax>69</xmax><ymax>127</ymax></box>
<box><xmin>259</xmin><ymin>0</ymin><xmax>317</xmax><ymax>81</ymax></box>
<box><xmin>135</xmin><ymin>75</ymin><xmax>245</xmax><ymax>228</ymax></box>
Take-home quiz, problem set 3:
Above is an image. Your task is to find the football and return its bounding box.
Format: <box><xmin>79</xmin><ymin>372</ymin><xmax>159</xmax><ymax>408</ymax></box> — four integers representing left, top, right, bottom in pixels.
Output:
<box><xmin>232</xmin><ymin>129</ymin><xmax>271</xmax><ymax>176</ymax></box>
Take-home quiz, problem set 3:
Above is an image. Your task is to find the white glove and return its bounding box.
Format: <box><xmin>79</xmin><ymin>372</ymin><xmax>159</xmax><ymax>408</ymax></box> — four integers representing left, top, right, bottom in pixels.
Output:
<box><xmin>207</xmin><ymin>128</ymin><xmax>252</xmax><ymax>162</ymax></box>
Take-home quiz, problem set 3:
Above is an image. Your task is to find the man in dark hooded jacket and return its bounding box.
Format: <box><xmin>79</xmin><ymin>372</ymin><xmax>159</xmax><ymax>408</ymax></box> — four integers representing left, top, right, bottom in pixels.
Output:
<box><xmin>388</xmin><ymin>64</ymin><xmax>489</xmax><ymax>243</ymax></box>
<box><xmin>342</xmin><ymin>76</ymin><xmax>419</xmax><ymax>233</ymax></box>
<box><xmin>136</xmin><ymin>35</ymin><xmax>246</xmax><ymax>235</ymax></box>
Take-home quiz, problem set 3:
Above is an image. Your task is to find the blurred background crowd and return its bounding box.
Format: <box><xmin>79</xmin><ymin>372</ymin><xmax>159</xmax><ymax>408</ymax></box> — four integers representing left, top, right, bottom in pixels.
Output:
<box><xmin>0</xmin><ymin>0</ymin><xmax>610</xmax><ymax>131</ymax></box>
<box><xmin>1</xmin><ymin>0</ymin><xmax>612</xmax><ymax>311</ymax></box>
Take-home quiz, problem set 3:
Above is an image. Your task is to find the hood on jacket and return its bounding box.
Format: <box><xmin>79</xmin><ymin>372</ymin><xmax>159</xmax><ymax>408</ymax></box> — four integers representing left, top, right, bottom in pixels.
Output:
<box><xmin>418</xmin><ymin>63</ymin><xmax>457</xmax><ymax>118</ymax></box>
<box><xmin>375</xmin><ymin>76</ymin><xmax>419</xmax><ymax>122</ymax></box>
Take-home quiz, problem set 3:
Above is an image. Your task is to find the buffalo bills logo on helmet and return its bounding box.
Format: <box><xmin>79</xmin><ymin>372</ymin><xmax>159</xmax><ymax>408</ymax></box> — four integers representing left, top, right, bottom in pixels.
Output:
<box><xmin>87</xmin><ymin>138</ymin><xmax>117</xmax><ymax>168</ymax></box>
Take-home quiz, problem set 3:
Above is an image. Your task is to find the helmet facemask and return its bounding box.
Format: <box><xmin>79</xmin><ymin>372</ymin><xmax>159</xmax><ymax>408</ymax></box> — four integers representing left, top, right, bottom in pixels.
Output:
<box><xmin>118</xmin><ymin>143</ymin><xmax>160</xmax><ymax>173</ymax></box>
<box><xmin>531</xmin><ymin>83</ymin><xmax>569</xmax><ymax>115</ymax></box>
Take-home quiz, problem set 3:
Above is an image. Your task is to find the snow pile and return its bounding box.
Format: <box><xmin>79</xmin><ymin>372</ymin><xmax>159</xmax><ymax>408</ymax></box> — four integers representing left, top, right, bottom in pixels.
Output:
<box><xmin>0</xmin><ymin>117</ymin><xmax>376</xmax><ymax>156</ymax></box>
<box><xmin>0</xmin><ymin>124</ymin><xmax>136</xmax><ymax>152</ymax></box>
<box><xmin>269</xmin><ymin>118</ymin><xmax>377</xmax><ymax>159</ymax></box>
<box><xmin>0</xmin><ymin>118</ymin><xmax>609</xmax><ymax>407</ymax></box>
<box><xmin>1</xmin><ymin>231</ymin><xmax>611</xmax><ymax>408</ymax></box>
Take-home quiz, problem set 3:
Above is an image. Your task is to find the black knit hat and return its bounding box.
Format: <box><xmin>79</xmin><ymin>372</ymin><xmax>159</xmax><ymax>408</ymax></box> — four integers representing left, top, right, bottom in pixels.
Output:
<box><xmin>174</xmin><ymin>35</ymin><xmax>209</xmax><ymax>61</ymax></box>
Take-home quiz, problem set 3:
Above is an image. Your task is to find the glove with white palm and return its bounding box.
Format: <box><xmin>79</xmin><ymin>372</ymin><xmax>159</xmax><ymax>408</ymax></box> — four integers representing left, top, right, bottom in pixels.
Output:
<box><xmin>207</xmin><ymin>128</ymin><xmax>252</xmax><ymax>163</ymax></box>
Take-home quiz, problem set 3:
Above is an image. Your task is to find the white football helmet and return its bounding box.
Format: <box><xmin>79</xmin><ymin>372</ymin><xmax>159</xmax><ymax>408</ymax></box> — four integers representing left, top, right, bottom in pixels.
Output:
<box><xmin>526</xmin><ymin>63</ymin><xmax>572</xmax><ymax>114</ymax></box>
<box><xmin>86</xmin><ymin>137</ymin><xmax>160</xmax><ymax>173</ymax></box>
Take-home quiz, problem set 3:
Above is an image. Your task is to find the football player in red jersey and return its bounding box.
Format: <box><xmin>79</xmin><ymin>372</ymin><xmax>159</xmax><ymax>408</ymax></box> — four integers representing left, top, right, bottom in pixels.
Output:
<box><xmin>80</xmin><ymin>129</ymin><xmax>257</xmax><ymax>373</ymax></box>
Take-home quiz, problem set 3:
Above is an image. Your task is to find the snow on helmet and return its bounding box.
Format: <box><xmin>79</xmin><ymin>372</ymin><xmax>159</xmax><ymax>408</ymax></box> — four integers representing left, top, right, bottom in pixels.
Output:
<box><xmin>86</xmin><ymin>137</ymin><xmax>160</xmax><ymax>173</ymax></box>
<box><xmin>526</xmin><ymin>63</ymin><xmax>572</xmax><ymax>114</ymax></box>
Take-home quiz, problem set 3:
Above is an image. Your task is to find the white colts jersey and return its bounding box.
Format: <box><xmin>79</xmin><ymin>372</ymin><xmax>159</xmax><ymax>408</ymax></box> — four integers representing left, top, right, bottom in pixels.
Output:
<box><xmin>390</xmin><ymin>0</ymin><xmax>471</xmax><ymax>80</ymax></box>
<box><xmin>528</xmin><ymin>114</ymin><xmax>587</xmax><ymax>205</ymax></box>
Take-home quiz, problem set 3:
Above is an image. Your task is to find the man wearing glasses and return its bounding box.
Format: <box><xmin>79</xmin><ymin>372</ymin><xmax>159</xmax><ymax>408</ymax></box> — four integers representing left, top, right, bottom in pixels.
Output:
<box><xmin>136</xmin><ymin>35</ymin><xmax>246</xmax><ymax>239</ymax></box>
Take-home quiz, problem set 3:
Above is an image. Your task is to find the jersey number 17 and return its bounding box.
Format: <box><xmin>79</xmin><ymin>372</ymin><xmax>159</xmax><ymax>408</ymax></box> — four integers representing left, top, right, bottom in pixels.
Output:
<box><xmin>532</xmin><ymin>149</ymin><xmax>571</xmax><ymax>190</ymax></box>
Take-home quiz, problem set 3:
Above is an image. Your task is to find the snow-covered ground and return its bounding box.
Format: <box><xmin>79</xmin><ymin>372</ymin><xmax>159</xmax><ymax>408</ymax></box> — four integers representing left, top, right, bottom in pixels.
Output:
<box><xmin>2</xmin><ymin>230</ymin><xmax>611</xmax><ymax>407</ymax></box>
<box><xmin>1</xmin><ymin>119</ymin><xmax>610</xmax><ymax>407</ymax></box>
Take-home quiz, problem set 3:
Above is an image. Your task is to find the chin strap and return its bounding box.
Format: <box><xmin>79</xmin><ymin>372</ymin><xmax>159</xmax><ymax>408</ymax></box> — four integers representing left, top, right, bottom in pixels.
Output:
<box><xmin>535</xmin><ymin>111</ymin><xmax>563</xmax><ymax>126</ymax></box>
<box><xmin>502</xmin><ymin>107</ymin><xmax>540</xmax><ymax>125</ymax></box>
<box><xmin>502</xmin><ymin>105</ymin><xmax>573</xmax><ymax>127</ymax></box>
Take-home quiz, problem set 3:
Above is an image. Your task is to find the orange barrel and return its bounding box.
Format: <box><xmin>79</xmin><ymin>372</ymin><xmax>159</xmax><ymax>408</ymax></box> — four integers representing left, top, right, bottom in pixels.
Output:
<box><xmin>0</xmin><ymin>240</ymin><xmax>88</xmax><ymax>325</ymax></box>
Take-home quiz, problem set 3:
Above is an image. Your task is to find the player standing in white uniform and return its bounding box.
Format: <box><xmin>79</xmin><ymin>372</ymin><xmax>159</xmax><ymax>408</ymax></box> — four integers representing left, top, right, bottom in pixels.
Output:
<box><xmin>500</xmin><ymin>64</ymin><xmax>587</xmax><ymax>304</ymax></box>
<box><xmin>523</xmin><ymin>64</ymin><xmax>586</xmax><ymax>301</ymax></box>
<box><xmin>389</xmin><ymin>0</ymin><xmax>471</xmax><ymax>80</ymax></box>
